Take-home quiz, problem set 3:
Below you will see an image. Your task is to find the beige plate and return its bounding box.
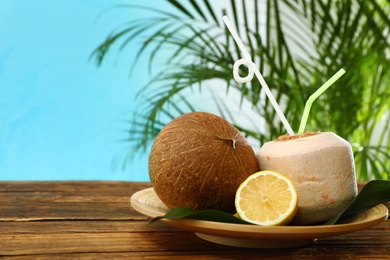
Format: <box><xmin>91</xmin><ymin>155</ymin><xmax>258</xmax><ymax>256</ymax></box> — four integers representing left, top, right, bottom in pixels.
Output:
<box><xmin>130</xmin><ymin>187</ymin><xmax>388</xmax><ymax>248</ymax></box>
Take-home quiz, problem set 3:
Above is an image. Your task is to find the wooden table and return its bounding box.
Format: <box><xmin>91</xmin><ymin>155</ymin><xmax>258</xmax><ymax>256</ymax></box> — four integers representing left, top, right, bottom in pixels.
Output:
<box><xmin>1</xmin><ymin>181</ymin><xmax>389</xmax><ymax>259</ymax></box>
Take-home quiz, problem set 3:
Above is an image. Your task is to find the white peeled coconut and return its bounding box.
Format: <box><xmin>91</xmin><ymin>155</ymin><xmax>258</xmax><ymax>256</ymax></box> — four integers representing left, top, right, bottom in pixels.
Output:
<box><xmin>257</xmin><ymin>132</ymin><xmax>358</xmax><ymax>225</ymax></box>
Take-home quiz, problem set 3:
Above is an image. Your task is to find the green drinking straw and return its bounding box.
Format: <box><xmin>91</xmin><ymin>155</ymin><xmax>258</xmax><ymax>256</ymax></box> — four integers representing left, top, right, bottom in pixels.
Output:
<box><xmin>298</xmin><ymin>69</ymin><xmax>346</xmax><ymax>134</ymax></box>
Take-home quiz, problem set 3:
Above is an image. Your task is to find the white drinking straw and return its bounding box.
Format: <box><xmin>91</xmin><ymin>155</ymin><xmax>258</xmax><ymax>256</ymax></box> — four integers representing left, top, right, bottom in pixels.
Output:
<box><xmin>222</xmin><ymin>16</ymin><xmax>295</xmax><ymax>136</ymax></box>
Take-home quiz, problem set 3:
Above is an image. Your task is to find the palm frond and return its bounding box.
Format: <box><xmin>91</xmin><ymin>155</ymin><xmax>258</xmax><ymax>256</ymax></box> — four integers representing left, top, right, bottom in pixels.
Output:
<box><xmin>93</xmin><ymin>0</ymin><xmax>390</xmax><ymax>180</ymax></box>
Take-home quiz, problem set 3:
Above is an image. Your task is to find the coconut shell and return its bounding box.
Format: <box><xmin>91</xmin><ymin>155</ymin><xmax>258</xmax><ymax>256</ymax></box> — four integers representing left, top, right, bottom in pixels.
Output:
<box><xmin>257</xmin><ymin>132</ymin><xmax>358</xmax><ymax>225</ymax></box>
<box><xmin>148</xmin><ymin>112</ymin><xmax>259</xmax><ymax>213</ymax></box>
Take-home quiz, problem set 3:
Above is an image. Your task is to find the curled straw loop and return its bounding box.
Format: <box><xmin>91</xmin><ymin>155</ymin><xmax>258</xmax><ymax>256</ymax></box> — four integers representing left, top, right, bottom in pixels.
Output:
<box><xmin>222</xmin><ymin>16</ymin><xmax>295</xmax><ymax>136</ymax></box>
<box><xmin>233</xmin><ymin>59</ymin><xmax>255</xmax><ymax>83</ymax></box>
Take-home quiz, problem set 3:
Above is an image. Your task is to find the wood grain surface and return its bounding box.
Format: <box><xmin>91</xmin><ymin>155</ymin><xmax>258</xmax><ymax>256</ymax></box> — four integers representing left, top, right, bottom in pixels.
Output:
<box><xmin>0</xmin><ymin>181</ymin><xmax>389</xmax><ymax>259</ymax></box>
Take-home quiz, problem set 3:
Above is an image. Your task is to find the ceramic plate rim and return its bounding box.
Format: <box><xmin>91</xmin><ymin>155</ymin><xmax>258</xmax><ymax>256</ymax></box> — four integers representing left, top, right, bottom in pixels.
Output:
<box><xmin>131</xmin><ymin>187</ymin><xmax>388</xmax><ymax>240</ymax></box>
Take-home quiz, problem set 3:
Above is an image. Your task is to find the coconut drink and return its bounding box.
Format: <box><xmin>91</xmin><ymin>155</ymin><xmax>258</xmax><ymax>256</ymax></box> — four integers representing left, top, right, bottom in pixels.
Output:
<box><xmin>257</xmin><ymin>132</ymin><xmax>358</xmax><ymax>225</ymax></box>
<box><xmin>222</xmin><ymin>16</ymin><xmax>359</xmax><ymax>225</ymax></box>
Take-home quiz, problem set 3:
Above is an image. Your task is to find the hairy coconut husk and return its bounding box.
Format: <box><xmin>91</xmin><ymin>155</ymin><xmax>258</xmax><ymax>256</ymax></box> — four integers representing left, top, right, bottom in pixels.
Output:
<box><xmin>257</xmin><ymin>132</ymin><xmax>358</xmax><ymax>225</ymax></box>
<box><xmin>148</xmin><ymin>112</ymin><xmax>259</xmax><ymax>213</ymax></box>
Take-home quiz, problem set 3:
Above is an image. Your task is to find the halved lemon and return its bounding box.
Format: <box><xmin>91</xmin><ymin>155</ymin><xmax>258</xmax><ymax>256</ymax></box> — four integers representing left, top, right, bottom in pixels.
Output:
<box><xmin>235</xmin><ymin>170</ymin><xmax>298</xmax><ymax>226</ymax></box>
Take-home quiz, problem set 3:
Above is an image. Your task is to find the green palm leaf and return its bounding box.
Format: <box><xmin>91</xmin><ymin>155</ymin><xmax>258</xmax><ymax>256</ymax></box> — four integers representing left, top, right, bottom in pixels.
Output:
<box><xmin>92</xmin><ymin>0</ymin><xmax>390</xmax><ymax>180</ymax></box>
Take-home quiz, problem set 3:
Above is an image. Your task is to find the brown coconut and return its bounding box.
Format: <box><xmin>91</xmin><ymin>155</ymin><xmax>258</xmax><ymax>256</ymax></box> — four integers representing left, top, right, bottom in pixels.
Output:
<box><xmin>257</xmin><ymin>132</ymin><xmax>358</xmax><ymax>225</ymax></box>
<box><xmin>148</xmin><ymin>112</ymin><xmax>259</xmax><ymax>213</ymax></box>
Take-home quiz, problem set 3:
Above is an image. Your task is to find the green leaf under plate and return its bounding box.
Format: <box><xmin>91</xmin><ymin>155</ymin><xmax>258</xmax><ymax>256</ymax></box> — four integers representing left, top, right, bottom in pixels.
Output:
<box><xmin>150</xmin><ymin>207</ymin><xmax>253</xmax><ymax>225</ymax></box>
<box><xmin>325</xmin><ymin>180</ymin><xmax>390</xmax><ymax>225</ymax></box>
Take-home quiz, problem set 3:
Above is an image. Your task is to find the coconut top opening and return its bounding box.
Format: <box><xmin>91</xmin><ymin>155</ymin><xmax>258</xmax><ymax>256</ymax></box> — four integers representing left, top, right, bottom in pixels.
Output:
<box><xmin>276</xmin><ymin>132</ymin><xmax>320</xmax><ymax>141</ymax></box>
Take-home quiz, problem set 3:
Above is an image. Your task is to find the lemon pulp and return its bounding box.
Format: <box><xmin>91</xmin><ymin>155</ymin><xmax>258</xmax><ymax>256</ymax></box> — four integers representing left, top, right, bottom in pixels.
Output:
<box><xmin>235</xmin><ymin>170</ymin><xmax>298</xmax><ymax>226</ymax></box>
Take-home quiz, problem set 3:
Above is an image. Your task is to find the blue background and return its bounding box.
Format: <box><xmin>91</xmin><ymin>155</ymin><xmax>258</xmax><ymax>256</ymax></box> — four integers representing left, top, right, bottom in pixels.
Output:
<box><xmin>0</xmin><ymin>1</ymin><xmax>174</xmax><ymax>181</ymax></box>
